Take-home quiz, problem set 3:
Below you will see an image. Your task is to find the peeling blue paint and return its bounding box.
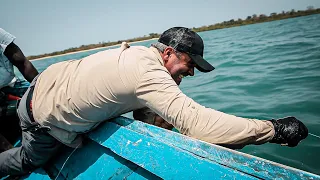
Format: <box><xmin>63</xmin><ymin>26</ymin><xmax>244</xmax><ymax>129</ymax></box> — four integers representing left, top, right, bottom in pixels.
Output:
<box><xmin>19</xmin><ymin>116</ymin><xmax>320</xmax><ymax>180</ymax></box>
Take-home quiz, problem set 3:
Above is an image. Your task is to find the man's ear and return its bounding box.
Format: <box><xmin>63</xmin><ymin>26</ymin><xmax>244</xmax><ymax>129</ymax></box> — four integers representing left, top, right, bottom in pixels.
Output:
<box><xmin>163</xmin><ymin>47</ymin><xmax>173</xmax><ymax>63</ymax></box>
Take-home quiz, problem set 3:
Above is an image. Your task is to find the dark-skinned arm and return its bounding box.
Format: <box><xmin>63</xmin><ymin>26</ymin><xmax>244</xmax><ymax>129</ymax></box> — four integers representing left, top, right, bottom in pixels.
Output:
<box><xmin>133</xmin><ymin>107</ymin><xmax>174</xmax><ymax>130</ymax></box>
<box><xmin>4</xmin><ymin>42</ymin><xmax>38</xmax><ymax>82</ymax></box>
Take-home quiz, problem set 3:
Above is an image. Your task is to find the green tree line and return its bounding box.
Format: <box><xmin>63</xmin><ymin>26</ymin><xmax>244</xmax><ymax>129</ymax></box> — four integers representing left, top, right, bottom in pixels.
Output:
<box><xmin>27</xmin><ymin>7</ymin><xmax>320</xmax><ymax>60</ymax></box>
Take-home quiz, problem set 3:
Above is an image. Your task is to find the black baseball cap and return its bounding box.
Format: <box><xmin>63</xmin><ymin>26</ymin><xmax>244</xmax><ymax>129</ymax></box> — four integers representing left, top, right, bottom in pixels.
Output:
<box><xmin>158</xmin><ymin>27</ymin><xmax>215</xmax><ymax>72</ymax></box>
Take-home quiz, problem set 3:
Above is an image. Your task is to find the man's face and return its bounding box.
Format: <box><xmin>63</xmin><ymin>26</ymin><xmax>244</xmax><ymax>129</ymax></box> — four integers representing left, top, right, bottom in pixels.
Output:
<box><xmin>164</xmin><ymin>48</ymin><xmax>196</xmax><ymax>85</ymax></box>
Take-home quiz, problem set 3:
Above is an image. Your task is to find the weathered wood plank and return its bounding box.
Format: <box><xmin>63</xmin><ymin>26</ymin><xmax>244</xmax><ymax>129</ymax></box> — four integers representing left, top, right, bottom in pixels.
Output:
<box><xmin>88</xmin><ymin>120</ymin><xmax>257</xmax><ymax>179</ymax></box>
<box><xmin>126</xmin><ymin>167</ymin><xmax>162</xmax><ymax>180</ymax></box>
<box><xmin>109</xmin><ymin>116</ymin><xmax>320</xmax><ymax>180</ymax></box>
<box><xmin>20</xmin><ymin>168</ymin><xmax>51</xmax><ymax>180</ymax></box>
<box><xmin>48</xmin><ymin>138</ymin><xmax>160</xmax><ymax>179</ymax></box>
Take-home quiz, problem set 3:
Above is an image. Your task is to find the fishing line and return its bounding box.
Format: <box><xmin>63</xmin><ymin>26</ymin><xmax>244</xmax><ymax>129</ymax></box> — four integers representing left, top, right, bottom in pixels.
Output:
<box><xmin>309</xmin><ymin>133</ymin><xmax>320</xmax><ymax>139</ymax></box>
<box><xmin>54</xmin><ymin>143</ymin><xmax>80</xmax><ymax>180</ymax></box>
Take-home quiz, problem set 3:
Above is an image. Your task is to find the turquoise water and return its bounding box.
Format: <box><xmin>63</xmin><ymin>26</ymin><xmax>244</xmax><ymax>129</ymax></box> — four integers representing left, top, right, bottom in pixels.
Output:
<box><xmin>21</xmin><ymin>14</ymin><xmax>320</xmax><ymax>174</ymax></box>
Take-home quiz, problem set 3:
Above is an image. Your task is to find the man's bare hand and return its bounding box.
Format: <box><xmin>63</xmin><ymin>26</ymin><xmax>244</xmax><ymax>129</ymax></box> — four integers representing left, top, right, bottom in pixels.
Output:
<box><xmin>133</xmin><ymin>108</ymin><xmax>173</xmax><ymax>130</ymax></box>
<box><xmin>154</xmin><ymin>115</ymin><xmax>174</xmax><ymax>130</ymax></box>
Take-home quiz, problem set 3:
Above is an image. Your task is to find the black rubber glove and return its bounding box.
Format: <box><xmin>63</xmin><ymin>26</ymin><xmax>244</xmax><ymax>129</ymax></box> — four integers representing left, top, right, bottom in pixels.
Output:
<box><xmin>269</xmin><ymin>116</ymin><xmax>308</xmax><ymax>147</ymax></box>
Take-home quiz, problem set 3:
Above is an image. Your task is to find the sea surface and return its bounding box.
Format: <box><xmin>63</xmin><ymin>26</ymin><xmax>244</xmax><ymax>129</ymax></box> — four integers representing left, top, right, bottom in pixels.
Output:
<box><xmin>19</xmin><ymin>14</ymin><xmax>320</xmax><ymax>174</ymax></box>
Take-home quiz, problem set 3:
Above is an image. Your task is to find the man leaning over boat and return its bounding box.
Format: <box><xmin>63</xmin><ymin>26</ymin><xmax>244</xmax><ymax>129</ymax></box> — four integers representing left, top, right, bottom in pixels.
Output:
<box><xmin>0</xmin><ymin>27</ymin><xmax>308</xmax><ymax>177</ymax></box>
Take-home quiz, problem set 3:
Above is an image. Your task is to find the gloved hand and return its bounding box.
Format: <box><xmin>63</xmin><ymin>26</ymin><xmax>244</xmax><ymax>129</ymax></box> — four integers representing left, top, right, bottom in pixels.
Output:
<box><xmin>269</xmin><ymin>116</ymin><xmax>308</xmax><ymax>147</ymax></box>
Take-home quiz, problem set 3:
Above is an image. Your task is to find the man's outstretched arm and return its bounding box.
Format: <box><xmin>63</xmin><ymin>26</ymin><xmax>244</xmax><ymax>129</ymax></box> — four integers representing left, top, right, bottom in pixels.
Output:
<box><xmin>136</xmin><ymin>69</ymin><xmax>308</xmax><ymax>148</ymax></box>
<box><xmin>4</xmin><ymin>42</ymin><xmax>38</xmax><ymax>82</ymax></box>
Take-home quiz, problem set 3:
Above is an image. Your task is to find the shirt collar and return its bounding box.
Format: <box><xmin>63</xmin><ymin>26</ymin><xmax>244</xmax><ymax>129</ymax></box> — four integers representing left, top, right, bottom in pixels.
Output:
<box><xmin>149</xmin><ymin>46</ymin><xmax>164</xmax><ymax>66</ymax></box>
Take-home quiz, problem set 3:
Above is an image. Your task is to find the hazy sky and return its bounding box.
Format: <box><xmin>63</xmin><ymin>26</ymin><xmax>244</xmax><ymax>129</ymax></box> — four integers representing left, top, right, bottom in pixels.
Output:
<box><xmin>1</xmin><ymin>0</ymin><xmax>319</xmax><ymax>56</ymax></box>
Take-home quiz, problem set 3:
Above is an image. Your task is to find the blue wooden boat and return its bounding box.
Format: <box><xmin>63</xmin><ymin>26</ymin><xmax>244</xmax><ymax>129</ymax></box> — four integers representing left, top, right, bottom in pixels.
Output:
<box><xmin>5</xmin><ymin>116</ymin><xmax>317</xmax><ymax>180</ymax></box>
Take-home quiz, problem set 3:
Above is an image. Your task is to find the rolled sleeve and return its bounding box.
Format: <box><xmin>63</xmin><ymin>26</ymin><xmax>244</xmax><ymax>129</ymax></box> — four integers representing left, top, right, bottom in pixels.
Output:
<box><xmin>136</xmin><ymin>69</ymin><xmax>275</xmax><ymax>146</ymax></box>
<box><xmin>0</xmin><ymin>28</ymin><xmax>16</xmax><ymax>53</ymax></box>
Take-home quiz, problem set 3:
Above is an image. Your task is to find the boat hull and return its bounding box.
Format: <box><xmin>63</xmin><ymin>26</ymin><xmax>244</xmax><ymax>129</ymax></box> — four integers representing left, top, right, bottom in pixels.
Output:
<box><xmin>10</xmin><ymin>116</ymin><xmax>319</xmax><ymax>180</ymax></box>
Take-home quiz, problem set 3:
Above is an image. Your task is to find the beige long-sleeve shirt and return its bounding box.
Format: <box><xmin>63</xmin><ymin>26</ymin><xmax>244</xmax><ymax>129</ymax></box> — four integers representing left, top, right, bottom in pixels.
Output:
<box><xmin>32</xmin><ymin>42</ymin><xmax>275</xmax><ymax>148</ymax></box>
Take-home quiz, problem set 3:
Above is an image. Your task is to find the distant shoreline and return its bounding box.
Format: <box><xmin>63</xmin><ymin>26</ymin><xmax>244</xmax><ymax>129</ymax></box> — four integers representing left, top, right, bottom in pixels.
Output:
<box><xmin>28</xmin><ymin>8</ymin><xmax>320</xmax><ymax>61</ymax></box>
<box><xmin>30</xmin><ymin>38</ymin><xmax>158</xmax><ymax>61</ymax></box>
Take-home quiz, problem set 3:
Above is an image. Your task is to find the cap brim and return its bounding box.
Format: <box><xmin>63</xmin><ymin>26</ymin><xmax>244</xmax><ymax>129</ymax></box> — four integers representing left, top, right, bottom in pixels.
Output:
<box><xmin>189</xmin><ymin>54</ymin><xmax>215</xmax><ymax>73</ymax></box>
